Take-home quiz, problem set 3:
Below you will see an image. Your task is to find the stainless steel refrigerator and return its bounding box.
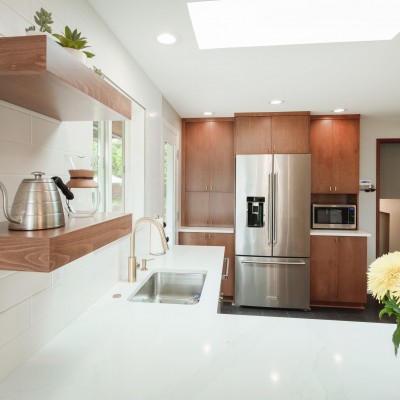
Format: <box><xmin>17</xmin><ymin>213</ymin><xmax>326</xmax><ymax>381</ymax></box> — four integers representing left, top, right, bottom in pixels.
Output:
<box><xmin>235</xmin><ymin>154</ymin><xmax>311</xmax><ymax>310</ymax></box>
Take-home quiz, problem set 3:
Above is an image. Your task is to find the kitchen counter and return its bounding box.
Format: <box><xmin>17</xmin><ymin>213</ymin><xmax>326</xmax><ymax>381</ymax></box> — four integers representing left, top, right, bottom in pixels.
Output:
<box><xmin>178</xmin><ymin>226</ymin><xmax>234</xmax><ymax>234</ymax></box>
<box><xmin>0</xmin><ymin>245</ymin><xmax>398</xmax><ymax>400</ymax></box>
<box><xmin>311</xmin><ymin>229</ymin><xmax>371</xmax><ymax>237</ymax></box>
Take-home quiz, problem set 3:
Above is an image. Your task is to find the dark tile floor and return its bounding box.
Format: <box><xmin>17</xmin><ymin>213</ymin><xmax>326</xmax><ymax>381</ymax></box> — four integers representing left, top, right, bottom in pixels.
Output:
<box><xmin>220</xmin><ymin>295</ymin><xmax>396</xmax><ymax>324</ymax></box>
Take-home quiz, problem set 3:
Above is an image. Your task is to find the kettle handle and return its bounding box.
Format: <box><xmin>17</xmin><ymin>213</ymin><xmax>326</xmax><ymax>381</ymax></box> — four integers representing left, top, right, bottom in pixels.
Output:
<box><xmin>0</xmin><ymin>182</ymin><xmax>22</xmax><ymax>224</ymax></box>
<box><xmin>52</xmin><ymin>177</ymin><xmax>74</xmax><ymax>201</ymax></box>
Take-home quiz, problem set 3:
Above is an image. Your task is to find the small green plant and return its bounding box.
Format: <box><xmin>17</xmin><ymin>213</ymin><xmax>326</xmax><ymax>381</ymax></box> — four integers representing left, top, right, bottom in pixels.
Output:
<box><xmin>53</xmin><ymin>26</ymin><xmax>95</xmax><ymax>58</ymax></box>
<box><xmin>25</xmin><ymin>7</ymin><xmax>53</xmax><ymax>33</ymax></box>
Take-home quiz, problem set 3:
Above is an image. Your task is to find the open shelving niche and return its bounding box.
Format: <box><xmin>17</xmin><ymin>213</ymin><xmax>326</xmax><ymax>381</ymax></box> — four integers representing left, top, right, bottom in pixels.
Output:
<box><xmin>0</xmin><ymin>35</ymin><xmax>131</xmax><ymax>121</ymax></box>
<box><xmin>0</xmin><ymin>213</ymin><xmax>132</xmax><ymax>273</ymax></box>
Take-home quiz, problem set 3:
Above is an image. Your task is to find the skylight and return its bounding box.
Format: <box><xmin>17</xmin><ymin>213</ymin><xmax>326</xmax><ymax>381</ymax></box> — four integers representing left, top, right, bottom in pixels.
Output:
<box><xmin>187</xmin><ymin>0</ymin><xmax>400</xmax><ymax>49</ymax></box>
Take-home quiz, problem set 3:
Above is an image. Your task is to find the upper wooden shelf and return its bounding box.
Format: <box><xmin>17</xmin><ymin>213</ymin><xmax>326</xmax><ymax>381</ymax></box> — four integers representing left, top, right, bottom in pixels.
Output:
<box><xmin>0</xmin><ymin>213</ymin><xmax>132</xmax><ymax>273</ymax></box>
<box><xmin>0</xmin><ymin>35</ymin><xmax>131</xmax><ymax>121</ymax></box>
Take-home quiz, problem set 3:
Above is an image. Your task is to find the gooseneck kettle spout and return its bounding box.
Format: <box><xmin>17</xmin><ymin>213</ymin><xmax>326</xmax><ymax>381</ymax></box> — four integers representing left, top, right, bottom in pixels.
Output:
<box><xmin>0</xmin><ymin>181</ymin><xmax>22</xmax><ymax>224</ymax></box>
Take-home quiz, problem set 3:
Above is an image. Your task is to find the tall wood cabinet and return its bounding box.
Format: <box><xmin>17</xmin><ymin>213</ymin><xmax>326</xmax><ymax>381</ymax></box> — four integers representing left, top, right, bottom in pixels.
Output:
<box><xmin>182</xmin><ymin>119</ymin><xmax>234</xmax><ymax>227</ymax></box>
<box><xmin>179</xmin><ymin>232</ymin><xmax>235</xmax><ymax>298</ymax></box>
<box><xmin>311</xmin><ymin>235</ymin><xmax>367</xmax><ymax>308</ymax></box>
<box><xmin>310</xmin><ymin>115</ymin><xmax>360</xmax><ymax>194</ymax></box>
<box><xmin>235</xmin><ymin>112</ymin><xmax>310</xmax><ymax>154</ymax></box>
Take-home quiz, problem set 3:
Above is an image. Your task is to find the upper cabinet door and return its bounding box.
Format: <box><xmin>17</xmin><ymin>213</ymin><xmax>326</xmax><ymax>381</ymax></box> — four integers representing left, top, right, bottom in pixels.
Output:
<box><xmin>235</xmin><ymin>116</ymin><xmax>272</xmax><ymax>154</ymax></box>
<box><xmin>332</xmin><ymin>119</ymin><xmax>360</xmax><ymax>194</ymax></box>
<box><xmin>271</xmin><ymin>115</ymin><xmax>310</xmax><ymax>153</ymax></box>
<box><xmin>310</xmin><ymin>119</ymin><xmax>334</xmax><ymax>193</ymax></box>
<box><xmin>184</xmin><ymin>122</ymin><xmax>210</xmax><ymax>192</ymax></box>
<box><xmin>209</xmin><ymin>121</ymin><xmax>234</xmax><ymax>192</ymax></box>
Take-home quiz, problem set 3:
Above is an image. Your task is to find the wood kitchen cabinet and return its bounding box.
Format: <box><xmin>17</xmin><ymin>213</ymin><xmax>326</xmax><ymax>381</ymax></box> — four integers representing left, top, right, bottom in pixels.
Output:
<box><xmin>311</xmin><ymin>235</ymin><xmax>367</xmax><ymax>308</ymax></box>
<box><xmin>234</xmin><ymin>112</ymin><xmax>310</xmax><ymax>154</ymax></box>
<box><xmin>310</xmin><ymin>116</ymin><xmax>360</xmax><ymax>194</ymax></box>
<box><xmin>182</xmin><ymin>119</ymin><xmax>234</xmax><ymax>227</ymax></box>
<box><xmin>179</xmin><ymin>232</ymin><xmax>235</xmax><ymax>298</ymax></box>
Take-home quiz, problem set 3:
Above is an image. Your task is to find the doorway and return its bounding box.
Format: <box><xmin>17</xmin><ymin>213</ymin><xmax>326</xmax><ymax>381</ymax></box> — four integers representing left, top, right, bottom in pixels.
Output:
<box><xmin>376</xmin><ymin>139</ymin><xmax>400</xmax><ymax>257</ymax></box>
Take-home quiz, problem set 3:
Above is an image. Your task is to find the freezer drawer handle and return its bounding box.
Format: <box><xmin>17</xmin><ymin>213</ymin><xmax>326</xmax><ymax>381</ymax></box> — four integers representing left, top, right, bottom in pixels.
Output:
<box><xmin>241</xmin><ymin>260</ymin><xmax>306</xmax><ymax>266</ymax></box>
<box><xmin>222</xmin><ymin>257</ymin><xmax>230</xmax><ymax>280</ymax></box>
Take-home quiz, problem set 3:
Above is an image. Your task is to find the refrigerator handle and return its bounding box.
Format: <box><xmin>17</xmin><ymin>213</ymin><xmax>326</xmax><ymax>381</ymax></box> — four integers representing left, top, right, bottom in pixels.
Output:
<box><xmin>268</xmin><ymin>173</ymin><xmax>273</xmax><ymax>244</ymax></box>
<box><xmin>273</xmin><ymin>172</ymin><xmax>278</xmax><ymax>244</ymax></box>
<box><xmin>241</xmin><ymin>260</ymin><xmax>306</xmax><ymax>266</ymax></box>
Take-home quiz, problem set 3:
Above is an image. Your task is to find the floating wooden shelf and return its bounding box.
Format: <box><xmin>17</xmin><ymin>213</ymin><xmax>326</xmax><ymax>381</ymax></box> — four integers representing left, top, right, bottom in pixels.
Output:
<box><xmin>0</xmin><ymin>213</ymin><xmax>132</xmax><ymax>272</ymax></box>
<box><xmin>0</xmin><ymin>35</ymin><xmax>131</xmax><ymax>121</ymax></box>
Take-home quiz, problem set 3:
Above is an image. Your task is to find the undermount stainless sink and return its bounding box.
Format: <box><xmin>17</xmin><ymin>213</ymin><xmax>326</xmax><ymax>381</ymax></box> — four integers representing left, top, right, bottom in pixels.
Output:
<box><xmin>128</xmin><ymin>271</ymin><xmax>207</xmax><ymax>305</ymax></box>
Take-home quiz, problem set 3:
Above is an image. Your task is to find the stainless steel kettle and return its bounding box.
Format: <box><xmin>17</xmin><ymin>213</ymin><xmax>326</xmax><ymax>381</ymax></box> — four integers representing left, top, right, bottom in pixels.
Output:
<box><xmin>0</xmin><ymin>172</ymin><xmax>74</xmax><ymax>231</ymax></box>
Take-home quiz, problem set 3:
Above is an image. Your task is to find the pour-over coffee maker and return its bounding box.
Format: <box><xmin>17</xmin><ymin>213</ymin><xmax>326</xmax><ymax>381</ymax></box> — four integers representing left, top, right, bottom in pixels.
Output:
<box><xmin>64</xmin><ymin>155</ymin><xmax>101</xmax><ymax>217</ymax></box>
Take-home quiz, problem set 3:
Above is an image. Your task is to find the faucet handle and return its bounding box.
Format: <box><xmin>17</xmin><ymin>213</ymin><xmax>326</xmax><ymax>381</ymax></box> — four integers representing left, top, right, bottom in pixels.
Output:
<box><xmin>140</xmin><ymin>258</ymin><xmax>155</xmax><ymax>271</ymax></box>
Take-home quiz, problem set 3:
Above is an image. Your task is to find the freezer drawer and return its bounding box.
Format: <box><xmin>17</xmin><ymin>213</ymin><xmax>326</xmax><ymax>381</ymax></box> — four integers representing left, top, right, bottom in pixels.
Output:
<box><xmin>235</xmin><ymin>256</ymin><xmax>310</xmax><ymax>310</ymax></box>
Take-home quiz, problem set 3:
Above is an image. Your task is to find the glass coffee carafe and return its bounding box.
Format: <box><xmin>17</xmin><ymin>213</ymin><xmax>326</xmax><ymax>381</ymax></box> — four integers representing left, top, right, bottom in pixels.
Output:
<box><xmin>64</xmin><ymin>155</ymin><xmax>101</xmax><ymax>217</ymax></box>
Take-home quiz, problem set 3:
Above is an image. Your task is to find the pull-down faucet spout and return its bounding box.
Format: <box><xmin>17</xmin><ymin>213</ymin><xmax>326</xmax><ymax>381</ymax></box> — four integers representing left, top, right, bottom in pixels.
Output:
<box><xmin>128</xmin><ymin>217</ymin><xmax>169</xmax><ymax>283</ymax></box>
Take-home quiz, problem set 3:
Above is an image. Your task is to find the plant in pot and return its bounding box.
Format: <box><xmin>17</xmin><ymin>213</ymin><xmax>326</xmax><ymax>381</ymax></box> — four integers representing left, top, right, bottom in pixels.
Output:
<box><xmin>53</xmin><ymin>26</ymin><xmax>95</xmax><ymax>64</ymax></box>
<box><xmin>25</xmin><ymin>7</ymin><xmax>53</xmax><ymax>35</ymax></box>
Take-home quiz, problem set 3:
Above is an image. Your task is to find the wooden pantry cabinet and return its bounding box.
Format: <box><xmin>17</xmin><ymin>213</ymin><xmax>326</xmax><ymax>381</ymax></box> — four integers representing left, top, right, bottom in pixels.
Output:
<box><xmin>182</xmin><ymin>119</ymin><xmax>234</xmax><ymax>227</ymax></box>
<box><xmin>179</xmin><ymin>232</ymin><xmax>235</xmax><ymax>298</ymax></box>
<box><xmin>310</xmin><ymin>115</ymin><xmax>360</xmax><ymax>194</ymax></box>
<box><xmin>234</xmin><ymin>112</ymin><xmax>310</xmax><ymax>154</ymax></box>
<box><xmin>310</xmin><ymin>235</ymin><xmax>367</xmax><ymax>308</ymax></box>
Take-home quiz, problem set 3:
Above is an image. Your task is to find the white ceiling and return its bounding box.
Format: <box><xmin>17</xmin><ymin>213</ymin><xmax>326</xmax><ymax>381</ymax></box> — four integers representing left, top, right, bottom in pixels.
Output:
<box><xmin>89</xmin><ymin>0</ymin><xmax>400</xmax><ymax>119</ymax></box>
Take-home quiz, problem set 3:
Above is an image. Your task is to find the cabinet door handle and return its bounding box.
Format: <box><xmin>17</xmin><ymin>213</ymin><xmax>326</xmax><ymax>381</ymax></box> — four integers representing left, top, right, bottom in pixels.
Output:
<box><xmin>205</xmin><ymin>185</ymin><xmax>208</xmax><ymax>191</ymax></box>
<box><xmin>335</xmin><ymin>186</ymin><xmax>337</xmax><ymax>192</ymax></box>
<box><xmin>222</xmin><ymin>257</ymin><xmax>230</xmax><ymax>280</ymax></box>
<box><xmin>210</xmin><ymin>185</ymin><xmax>214</xmax><ymax>191</ymax></box>
<box><xmin>329</xmin><ymin>186</ymin><xmax>332</xmax><ymax>192</ymax></box>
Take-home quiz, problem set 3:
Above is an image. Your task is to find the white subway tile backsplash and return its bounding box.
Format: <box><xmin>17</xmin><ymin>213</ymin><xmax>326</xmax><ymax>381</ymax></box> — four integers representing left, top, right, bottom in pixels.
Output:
<box><xmin>0</xmin><ymin>104</ymin><xmax>31</xmax><ymax>145</ymax></box>
<box><xmin>31</xmin><ymin>284</ymin><xmax>65</xmax><ymax>325</ymax></box>
<box><xmin>0</xmin><ymin>270</ymin><xmax>15</xmax><ymax>280</ymax></box>
<box><xmin>0</xmin><ymin>299</ymin><xmax>30</xmax><ymax>347</ymax></box>
<box><xmin>31</xmin><ymin>117</ymin><xmax>92</xmax><ymax>155</ymax></box>
<box><xmin>0</xmin><ymin>271</ymin><xmax>51</xmax><ymax>314</ymax></box>
<box><xmin>0</xmin><ymin>304</ymin><xmax>65</xmax><ymax>381</ymax></box>
<box><xmin>0</xmin><ymin>2</ymin><xmax>27</xmax><ymax>36</ymax></box>
<box><xmin>2</xmin><ymin>0</ymin><xmax>30</xmax><ymax>20</ymax></box>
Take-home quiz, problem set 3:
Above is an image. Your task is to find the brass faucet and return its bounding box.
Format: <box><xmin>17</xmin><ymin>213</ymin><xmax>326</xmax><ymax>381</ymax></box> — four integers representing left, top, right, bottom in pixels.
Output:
<box><xmin>128</xmin><ymin>217</ymin><xmax>169</xmax><ymax>283</ymax></box>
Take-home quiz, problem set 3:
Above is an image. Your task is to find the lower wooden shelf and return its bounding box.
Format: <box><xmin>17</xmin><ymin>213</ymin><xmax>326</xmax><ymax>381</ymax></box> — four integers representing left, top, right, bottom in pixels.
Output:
<box><xmin>0</xmin><ymin>213</ymin><xmax>132</xmax><ymax>272</ymax></box>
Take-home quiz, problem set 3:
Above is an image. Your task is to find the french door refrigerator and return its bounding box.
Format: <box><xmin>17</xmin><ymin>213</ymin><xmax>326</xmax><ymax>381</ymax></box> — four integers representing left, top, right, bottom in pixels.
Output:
<box><xmin>235</xmin><ymin>154</ymin><xmax>311</xmax><ymax>310</ymax></box>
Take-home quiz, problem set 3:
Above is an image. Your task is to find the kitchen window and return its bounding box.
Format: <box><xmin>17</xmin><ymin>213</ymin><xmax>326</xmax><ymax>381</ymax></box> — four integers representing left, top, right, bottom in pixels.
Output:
<box><xmin>93</xmin><ymin>121</ymin><xmax>126</xmax><ymax>213</ymax></box>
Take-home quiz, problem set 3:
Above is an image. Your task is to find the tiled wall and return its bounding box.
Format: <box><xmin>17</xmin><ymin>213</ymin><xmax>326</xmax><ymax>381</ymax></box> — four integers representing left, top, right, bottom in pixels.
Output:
<box><xmin>0</xmin><ymin>0</ymin><xmax>180</xmax><ymax>380</ymax></box>
<box><xmin>0</xmin><ymin>236</ymin><xmax>129</xmax><ymax>380</ymax></box>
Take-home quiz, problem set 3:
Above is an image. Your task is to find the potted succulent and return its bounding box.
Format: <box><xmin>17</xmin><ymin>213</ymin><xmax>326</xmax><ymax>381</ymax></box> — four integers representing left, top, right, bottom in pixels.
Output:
<box><xmin>25</xmin><ymin>7</ymin><xmax>53</xmax><ymax>35</ymax></box>
<box><xmin>53</xmin><ymin>26</ymin><xmax>95</xmax><ymax>64</ymax></box>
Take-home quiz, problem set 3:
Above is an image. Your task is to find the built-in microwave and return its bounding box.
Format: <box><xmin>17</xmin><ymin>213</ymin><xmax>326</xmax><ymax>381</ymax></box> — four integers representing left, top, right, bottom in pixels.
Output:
<box><xmin>312</xmin><ymin>204</ymin><xmax>357</xmax><ymax>230</ymax></box>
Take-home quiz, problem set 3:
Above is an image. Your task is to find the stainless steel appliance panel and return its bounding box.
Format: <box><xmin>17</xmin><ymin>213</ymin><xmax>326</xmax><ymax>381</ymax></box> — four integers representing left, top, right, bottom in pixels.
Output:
<box><xmin>235</xmin><ymin>256</ymin><xmax>310</xmax><ymax>310</ymax></box>
<box><xmin>273</xmin><ymin>154</ymin><xmax>311</xmax><ymax>257</ymax></box>
<box><xmin>235</xmin><ymin>154</ymin><xmax>273</xmax><ymax>257</ymax></box>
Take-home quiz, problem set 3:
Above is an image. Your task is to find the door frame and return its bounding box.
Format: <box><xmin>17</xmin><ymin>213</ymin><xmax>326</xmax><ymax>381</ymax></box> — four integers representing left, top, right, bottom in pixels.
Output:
<box><xmin>376</xmin><ymin>138</ymin><xmax>400</xmax><ymax>257</ymax></box>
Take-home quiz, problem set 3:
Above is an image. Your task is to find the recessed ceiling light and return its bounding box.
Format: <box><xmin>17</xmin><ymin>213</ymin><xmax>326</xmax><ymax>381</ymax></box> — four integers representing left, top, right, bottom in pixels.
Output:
<box><xmin>332</xmin><ymin>108</ymin><xmax>347</xmax><ymax>113</ymax></box>
<box><xmin>269</xmin><ymin>99</ymin><xmax>284</xmax><ymax>105</ymax></box>
<box><xmin>188</xmin><ymin>0</ymin><xmax>400</xmax><ymax>49</ymax></box>
<box><xmin>202</xmin><ymin>111</ymin><xmax>214</xmax><ymax>116</ymax></box>
<box><xmin>156</xmin><ymin>32</ymin><xmax>180</xmax><ymax>45</ymax></box>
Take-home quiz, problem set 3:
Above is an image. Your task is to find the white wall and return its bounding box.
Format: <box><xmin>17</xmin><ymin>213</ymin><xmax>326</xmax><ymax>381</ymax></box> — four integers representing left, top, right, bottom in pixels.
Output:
<box><xmin>0</xmin><ymin>0</ymin><xmax>180</xmax><ymax>378</ymax></box>
<box><xmin>359</xmin><ymin>117</ymin><xmax>400</xmax><ymax>265</ymax></box>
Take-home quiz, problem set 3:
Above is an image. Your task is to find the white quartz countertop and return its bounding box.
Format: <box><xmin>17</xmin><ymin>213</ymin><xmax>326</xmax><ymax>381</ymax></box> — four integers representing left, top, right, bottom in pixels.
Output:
<box><xmin>311</xmin><ymin>229</ymin><xmax>371</xmax><ymax>237</ymax></box>
<box><xmin>178</xmin><ymin>226</ymin><xmax>234</xmax><ymax>234</ymax></box>
<box><xmin>0</xmin><ymin>245</ymin><xmax>398</xmax><ymax>400</ymax></box>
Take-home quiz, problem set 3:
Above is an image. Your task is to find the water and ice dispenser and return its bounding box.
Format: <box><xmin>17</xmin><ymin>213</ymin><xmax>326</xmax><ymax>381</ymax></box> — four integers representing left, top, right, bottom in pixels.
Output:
<box><xmin>247</xmin><ymin>196</ymin><xmax>265</xmax><ymax>227</ymax></box>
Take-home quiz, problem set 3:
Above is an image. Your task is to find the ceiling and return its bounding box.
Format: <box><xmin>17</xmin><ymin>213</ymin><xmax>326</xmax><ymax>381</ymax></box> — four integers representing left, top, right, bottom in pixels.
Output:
<box><xmin>89</xmin><ymin>0</ymin><xmax>400</xmax><ymax>119</ymax></box>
